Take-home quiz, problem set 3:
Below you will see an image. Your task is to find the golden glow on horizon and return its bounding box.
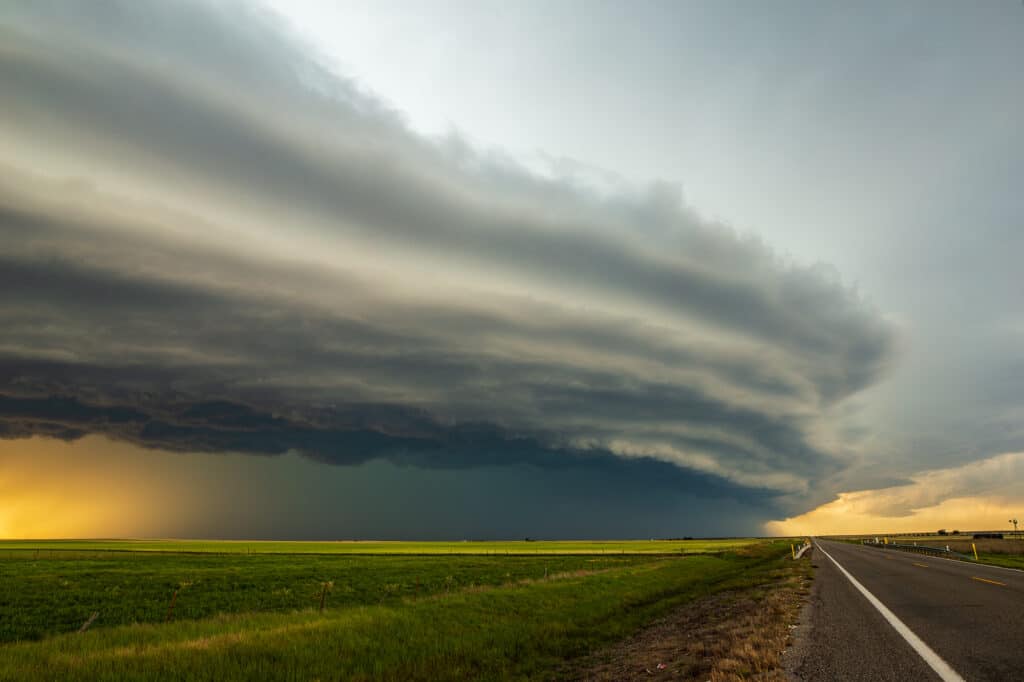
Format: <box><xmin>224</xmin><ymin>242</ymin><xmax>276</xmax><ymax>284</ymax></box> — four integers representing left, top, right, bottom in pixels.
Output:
<box><xmin>767</xmin><ymin>451</ymin><xmax>1024</xmax><ymax>535</ymax></box>
<box><xmin>767</xmin><ymin>490</ymin><xmax>1024</xmax><ymax>536</ymax></box>
<box><xmin>5</xmin><ymin>435</ymin><xmax>1023</xmax><ymax>540</ymax></box>
<box><xmin>0</xmin><ymin>436</ymin><xmax>205</xmax><ymax>539</ymax></box>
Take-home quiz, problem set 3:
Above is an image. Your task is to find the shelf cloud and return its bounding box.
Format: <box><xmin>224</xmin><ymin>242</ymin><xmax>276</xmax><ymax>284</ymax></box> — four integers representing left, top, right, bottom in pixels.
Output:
<box><xmin>0</xmin><ymin>0</ymin><xmax>895</xmax><ymax>520</ymax></box>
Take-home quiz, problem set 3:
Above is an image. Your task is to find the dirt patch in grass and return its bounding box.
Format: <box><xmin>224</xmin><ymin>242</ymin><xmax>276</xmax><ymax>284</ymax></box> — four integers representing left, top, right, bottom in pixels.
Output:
<box><xmin>565</xmin><ymin>558</ymin><xmax>813</xmax><ymax>681</ymax></box>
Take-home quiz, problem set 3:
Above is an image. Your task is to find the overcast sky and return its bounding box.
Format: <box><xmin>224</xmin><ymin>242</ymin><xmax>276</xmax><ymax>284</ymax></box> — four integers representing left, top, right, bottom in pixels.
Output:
<box><xmin>1</xmin><ymin>0</ymin><xmax>1022</xmax><ymax>538</ymax></box>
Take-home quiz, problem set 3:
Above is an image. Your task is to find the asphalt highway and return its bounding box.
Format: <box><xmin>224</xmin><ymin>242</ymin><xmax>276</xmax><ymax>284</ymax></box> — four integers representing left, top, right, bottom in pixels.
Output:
<box><xmin>788</xmin><ymin>539</ymin><xmax>1024</xmax><ymax>681</ymax></box>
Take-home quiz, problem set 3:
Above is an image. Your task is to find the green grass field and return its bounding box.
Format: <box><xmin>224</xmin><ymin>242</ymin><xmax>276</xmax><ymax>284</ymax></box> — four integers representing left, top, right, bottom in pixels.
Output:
<box><xmin>0</xmin><ymin>552</ymin><xmax>652</xmax><ymax>643</ymax></box>
<box><xmin>0</xmin><ymin>538</ymin><xmax>790</xmax><ymax>680</ymax></box>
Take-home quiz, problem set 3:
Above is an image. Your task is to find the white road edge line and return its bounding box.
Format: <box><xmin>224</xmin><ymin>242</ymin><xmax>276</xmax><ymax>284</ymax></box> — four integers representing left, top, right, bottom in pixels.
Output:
<box><xmin>814</xmin><ymin>541</ymin><xmax>966</xmax><ymax>682</ymax></box>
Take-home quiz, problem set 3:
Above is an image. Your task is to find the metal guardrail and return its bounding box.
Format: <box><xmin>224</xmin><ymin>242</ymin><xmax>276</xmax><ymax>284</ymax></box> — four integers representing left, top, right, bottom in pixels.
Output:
<box><xmin>861</xmin><ymin>539</ymin><xmax>973</xmax><ymax>561</ymax></box>
<box><xmin>790</xmin><ymin>541</ymin><xmax>812</xmax><ymax>559</ymax></box>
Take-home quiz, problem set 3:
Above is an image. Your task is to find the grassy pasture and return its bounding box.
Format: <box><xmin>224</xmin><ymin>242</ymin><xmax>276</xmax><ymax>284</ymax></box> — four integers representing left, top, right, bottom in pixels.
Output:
<box><xmin>0</xmin><ymin>538</ymin><xmax>790</xmax><ymax>680</ymax></box>
<box><xmin>0</xmin><ymin>552</ymin><xmax>649</xmax><ymax>643</ymax></box>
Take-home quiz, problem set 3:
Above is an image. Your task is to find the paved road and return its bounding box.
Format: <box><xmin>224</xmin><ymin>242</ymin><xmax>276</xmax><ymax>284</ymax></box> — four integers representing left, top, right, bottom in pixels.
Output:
<box><xmin>788</xmin><ymin>539</ymin><xmax>1024</xmax><ymax>681</ymax></box>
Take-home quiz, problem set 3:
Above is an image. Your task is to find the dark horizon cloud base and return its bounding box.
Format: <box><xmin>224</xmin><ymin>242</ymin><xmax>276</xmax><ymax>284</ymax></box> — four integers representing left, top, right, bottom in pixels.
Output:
<box><xmin>9</xmin><ymin>0</ymin><xmax>999</xmax><ymax>538</ymax></box>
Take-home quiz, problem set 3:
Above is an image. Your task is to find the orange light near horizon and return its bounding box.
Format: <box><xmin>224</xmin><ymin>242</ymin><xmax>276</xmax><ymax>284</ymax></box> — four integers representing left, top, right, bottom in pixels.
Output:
<box><xmin>767</xmin><ymin>451</ymin><xmax>1024</xmax><ymax>536</ymax></box>
<box><xmin>766</xmin><ymin>491</ymin><xmax>1024</xmax><ymax>536</ymax></box>
<box><xmin>0</xmin><ymin>436</ymin><xmax>206</xmax><ymax>539</ymax></box>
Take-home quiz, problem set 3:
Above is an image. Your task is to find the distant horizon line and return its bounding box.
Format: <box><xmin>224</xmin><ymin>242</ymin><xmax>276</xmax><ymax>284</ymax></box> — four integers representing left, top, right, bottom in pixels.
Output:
<box><xmin>3</xmin><ymin>530</ymin><xmax>1018</xmax><ymax>543</ymax></box>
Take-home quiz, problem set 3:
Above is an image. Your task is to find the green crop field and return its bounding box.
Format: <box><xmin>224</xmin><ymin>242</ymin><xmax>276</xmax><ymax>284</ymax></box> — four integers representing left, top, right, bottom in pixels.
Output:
<box><xmin>0</xmin><ymin>552</ymin><xmax>652</xmax><ymax>643</ymax></box>
<box><xmin>0</xmin><ymin>538</ymin><xmax>792</xmax><ymax>681</ymax></box>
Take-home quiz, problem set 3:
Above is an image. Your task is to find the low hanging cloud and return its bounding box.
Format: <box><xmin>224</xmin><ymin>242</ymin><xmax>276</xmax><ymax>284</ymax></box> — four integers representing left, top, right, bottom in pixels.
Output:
<box><xmin>0</xmin><ymin>1</ymin><xmax>893</xmax><ymax>508</ymax></box>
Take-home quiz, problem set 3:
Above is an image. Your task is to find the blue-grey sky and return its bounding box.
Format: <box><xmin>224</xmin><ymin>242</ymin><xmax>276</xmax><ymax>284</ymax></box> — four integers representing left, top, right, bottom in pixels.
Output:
<box><xmin>1</xmin><ymin>0</ymin><xmax>1022</xmax><ymax>537</ymax></box>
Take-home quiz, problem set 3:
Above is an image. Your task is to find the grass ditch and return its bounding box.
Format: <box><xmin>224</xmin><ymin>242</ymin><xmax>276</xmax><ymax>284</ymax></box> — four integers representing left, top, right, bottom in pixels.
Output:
<box><xmin>564</xmin><ymin>545</ymin><xmax>813</xmax><ymax>680</ymax></box>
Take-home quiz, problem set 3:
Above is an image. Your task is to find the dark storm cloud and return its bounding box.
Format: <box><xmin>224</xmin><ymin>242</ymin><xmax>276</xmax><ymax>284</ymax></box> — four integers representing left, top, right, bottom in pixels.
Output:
<box><xmin>0</xmin><ymin>389</ymin><xmax>779</xmax><ymax>516</ymax></box>
<box><xmin>0</xmin><ymin>0</ymin><xmax>894</xmax><ymax>506</ymax></box>
<box><xmin>0</xmin><ymin>25</ymin><xmax>888</xmax><ymax>387</ymax></box>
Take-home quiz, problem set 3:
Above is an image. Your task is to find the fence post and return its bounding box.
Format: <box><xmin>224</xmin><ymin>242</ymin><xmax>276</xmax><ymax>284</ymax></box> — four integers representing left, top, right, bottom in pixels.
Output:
<box><xmin>165</xmin><ymin>588</ymin><xmax>180</xmax><ymax>622</ymax></box>
<box><xmin>78</xmin><ymin>612</ymin><xmax>99</xmax><ymax>633</ymax></box>
<box><xmin>319</xmin><ymin>581</ymin><xmax>333</xmax><ymax>612</ymax></box>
